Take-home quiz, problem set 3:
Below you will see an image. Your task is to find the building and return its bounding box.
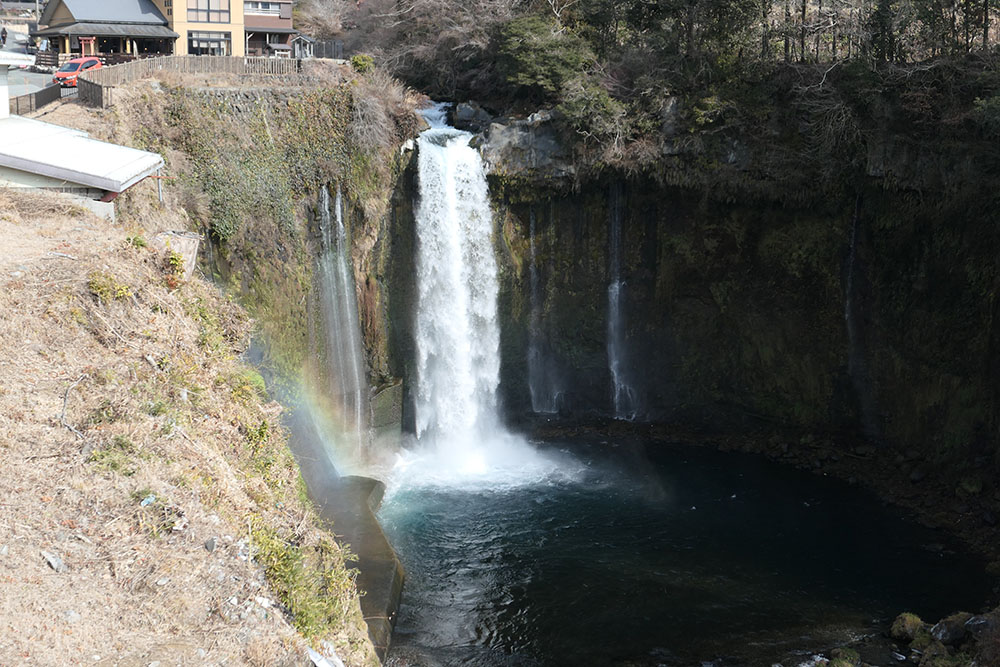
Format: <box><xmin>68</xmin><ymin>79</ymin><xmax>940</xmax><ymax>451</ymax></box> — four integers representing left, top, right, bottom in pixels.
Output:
<box><xmin>0</xmin><ymin>51</ymin><xmax>166</xmax><ymax>220</ymax></box>
<box><xmin>34</xmin><ymin>0</ymin><xmax>179</xmax><ymax>59</ymax></box>
<box><xmin>32</xmin><ymin>0</ymin><xmax>306</xmax><ymax>61</ymax></box>
<box><xmin>243</xmin><ymin>0</ymin><xmax>295</xmax><ymax>57</ymax></box>
<box><xmin>150</xmin><ymin>0</ymin><xmax>246</xmax><ymax>56</ymax></box>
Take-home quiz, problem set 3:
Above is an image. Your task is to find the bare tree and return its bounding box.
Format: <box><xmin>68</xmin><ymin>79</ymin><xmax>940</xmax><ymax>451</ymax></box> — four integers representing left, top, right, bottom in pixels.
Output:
<box><xmin>546</xmin><ymin>0</ymin><xmax>581</xmax><ymax>30</ymax></box>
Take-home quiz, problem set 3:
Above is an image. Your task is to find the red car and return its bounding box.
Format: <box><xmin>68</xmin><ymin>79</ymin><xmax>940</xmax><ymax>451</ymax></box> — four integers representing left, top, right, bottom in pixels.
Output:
<box><xmin>53</xmin><ymin>57</ymin><xmax>102</xmax><ymax>87</ymax></box>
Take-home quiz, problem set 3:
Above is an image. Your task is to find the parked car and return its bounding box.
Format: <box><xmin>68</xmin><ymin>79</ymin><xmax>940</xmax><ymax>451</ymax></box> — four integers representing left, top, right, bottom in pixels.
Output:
<box><xmin>52</xmin><ymin>56</ymin><xmax>101</xmax><ymax>87</ymax></box>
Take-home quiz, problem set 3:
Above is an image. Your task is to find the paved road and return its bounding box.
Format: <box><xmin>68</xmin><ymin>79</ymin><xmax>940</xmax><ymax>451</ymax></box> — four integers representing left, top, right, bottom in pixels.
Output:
<box><xmin>2</xmin><ymin>27</ymin><xmax>76</xmax><ymax>98</ymax></box>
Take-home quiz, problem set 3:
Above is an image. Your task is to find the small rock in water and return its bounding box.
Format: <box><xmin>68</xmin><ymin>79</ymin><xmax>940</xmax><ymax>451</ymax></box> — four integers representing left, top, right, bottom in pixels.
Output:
<box><xmin>41</xmin><ymin>550</ymin><xmax>67</xmax><ymax>573</ymax></box>
<box><xmin>965</xmin><ymin>614</ymin><xmax>996</xmax><ymax>636</ymax></box>
<box><xmin>931</xmin><ymin>612</ymin><xmax>971</xmax><ymax>645</ymax></box>
<box><xmin>63</xmin><ymin>610</ymin><xmax>81</xmax><ymax>624</ymax></box>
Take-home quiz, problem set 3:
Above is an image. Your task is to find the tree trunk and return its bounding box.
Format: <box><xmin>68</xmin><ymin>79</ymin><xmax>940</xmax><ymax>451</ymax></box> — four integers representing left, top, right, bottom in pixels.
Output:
<box><xmin>816</xmin><ymin>0</ymin><xmax>823</xmax><ymax>60</ymax></box>
<box><xmin>686</xmin><ymin>3</ymin><xmax>697</xmax><ymax>58</ymax></box>
<box><xmin>762</xmin><ymin>0</ymin><xmax>770</xmax><ymax>58</ymax></box>
<box><xmin>785</xmin><ymin>0</ymin><xmax>792</xmax><ymax>60</ymax></box>
<box><xmin>800</xmin><ymin>0</ymin><xmax>807</xmax><ymax>61</ymax></box>
<box><xmin>984</xmin><ymin>0</ymin><xmax>990</xmax><ymax>48</ymax></box>
<box><xmin>830</xmin><ymin>0</ymin><xmax>840</xmax><ymax>62</ymax></box>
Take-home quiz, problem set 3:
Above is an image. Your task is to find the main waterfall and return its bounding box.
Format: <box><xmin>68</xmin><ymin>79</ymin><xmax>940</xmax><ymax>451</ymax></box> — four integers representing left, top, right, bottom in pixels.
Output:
<box><xmin>401</xmin><ymin>105</ymin><xmax>569</xmax><ymax>485</ymax></box>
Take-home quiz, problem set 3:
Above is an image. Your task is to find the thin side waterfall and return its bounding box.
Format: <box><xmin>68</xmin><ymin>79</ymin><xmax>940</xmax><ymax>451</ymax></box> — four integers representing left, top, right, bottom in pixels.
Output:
<box><xmin>527</xmin><ymin>206</ymin><xmax>562</xmax><ymax>414</ymax></box>
<box><xmin>398</xmin><ymin>104</ymin><xmax>571</xmax><ymax>486</ymax></box>
<box><xmin>317</xmin><ymin>184</ymin><xmax>369</xmax><ymax>456</ymax></box>
<box><xmin>607</xmin><ymin>182</ymin><xmax>638</xmax><ymax>420</ymax></box>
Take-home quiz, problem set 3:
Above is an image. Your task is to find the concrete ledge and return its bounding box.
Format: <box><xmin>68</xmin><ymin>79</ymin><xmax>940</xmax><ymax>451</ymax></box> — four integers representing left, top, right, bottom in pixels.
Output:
<box><xmin>315</xmin><ymin>475</ymin><xmax>404</xmax><ymax>661</ymax></box>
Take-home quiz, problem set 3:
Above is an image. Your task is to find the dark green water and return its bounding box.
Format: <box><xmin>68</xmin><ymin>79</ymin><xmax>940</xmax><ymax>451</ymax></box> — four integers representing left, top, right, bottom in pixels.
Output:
<box><xmin>380</xmin><ymin>437</ymin><xmax>993</xmax><ymax>666</ymax></box>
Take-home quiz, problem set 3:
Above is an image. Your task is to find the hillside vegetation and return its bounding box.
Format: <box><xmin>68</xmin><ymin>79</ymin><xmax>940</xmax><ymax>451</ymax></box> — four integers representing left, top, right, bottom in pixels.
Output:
<box><xmin>304</xmin><ymin>0</ymin><xmax>1000</xmax><ymax>184</ymax></box>
<box><xmin>0</xmin><ymin>117</ymin><xmax>381</xmax><ymax>664</ymax></box>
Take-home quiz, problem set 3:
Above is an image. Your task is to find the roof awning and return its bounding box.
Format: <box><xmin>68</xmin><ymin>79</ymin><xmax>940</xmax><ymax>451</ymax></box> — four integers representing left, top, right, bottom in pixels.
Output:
<box><xmin>33</xmin><ymin>22</ymin><xmax>179</xmax><ymax>39</ymax></box>
<box><xmin>0</xmin><ymin>116</ymin><xmax>164</xmax><ymax>193</ymax></box>
<box><xmin>245</xmin><ymin>26</ymin><xmax>299</xmax><ymax>35</ymax></box>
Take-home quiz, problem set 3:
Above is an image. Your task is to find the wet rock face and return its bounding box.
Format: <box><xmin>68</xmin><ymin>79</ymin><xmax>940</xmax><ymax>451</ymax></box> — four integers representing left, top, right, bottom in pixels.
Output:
<box><xmin>486</xmin><ymin>163</ymin><xmax>1000</xmax><ymax>471</ymax></box>
<box><xmin>451</xmin><ymin>101</ymin><xmax>493</xmax><ymax>133</ymax></box>
<box><xmin>480</xmin><ymin>112</ymin><xmax>577</xmax><ymax>182</ymax></box>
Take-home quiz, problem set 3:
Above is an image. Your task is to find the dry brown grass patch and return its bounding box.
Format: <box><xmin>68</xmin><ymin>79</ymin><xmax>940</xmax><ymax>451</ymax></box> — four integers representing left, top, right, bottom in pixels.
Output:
<box><xmin>0</xmin><ymin>188</ymin><xmax>378</xmax><ymax>666</ymax></box>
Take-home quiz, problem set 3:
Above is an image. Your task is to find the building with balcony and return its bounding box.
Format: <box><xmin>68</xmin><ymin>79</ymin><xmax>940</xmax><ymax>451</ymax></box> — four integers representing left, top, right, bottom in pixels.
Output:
<box><xmin>151</xmin><ymin>0</ymin><xmax>246</xmax><ymax>56</ymax></box>
<box><xmin>243</xmin><ymin>0</ymin><xmax>295</xmax><ymax>57</ymax></box>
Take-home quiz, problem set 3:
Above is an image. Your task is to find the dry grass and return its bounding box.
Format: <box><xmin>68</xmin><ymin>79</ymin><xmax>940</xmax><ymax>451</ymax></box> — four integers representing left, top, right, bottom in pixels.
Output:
<box><xmin>0</xmin><ymin>188</ymin><xmax>378</xmax><ymax>666</ymax></box>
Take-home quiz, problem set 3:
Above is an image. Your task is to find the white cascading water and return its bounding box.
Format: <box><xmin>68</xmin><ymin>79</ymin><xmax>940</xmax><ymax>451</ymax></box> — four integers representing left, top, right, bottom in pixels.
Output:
<box><xmin>396</xmin><ymin>104</ymin><xmax>573</xmax><ymax>488</ymax></box>
<box><xmin>527</xmin><ymin>206</ymin><xmax>562</xmax><ymax>414</ymax></box>
<box><xmin>607</xmin><ymin>182</ymin><xmax>639</xmax><ymax>420</ymax></box>
<box><xmin>317</xmin><ymin>184</ymin><xmax>368</xmax><ymax>457</ymax></box>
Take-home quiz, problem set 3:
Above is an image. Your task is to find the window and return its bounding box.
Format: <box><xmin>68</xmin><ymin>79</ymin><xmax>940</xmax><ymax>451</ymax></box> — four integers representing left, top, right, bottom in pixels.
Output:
<box><xmin>244</xmin><ymin>1</ymin><xmax>281</xmax><ymax>15</ymax></box>
<box><xmin>187</xmin><ymin>0</ymin><xmax>230</xmax><ymax>23</ymax></box>
<box><xmin>187</xmin><ymin>30</ymin><xmax>232</xmax><ymax>55</ymax></box>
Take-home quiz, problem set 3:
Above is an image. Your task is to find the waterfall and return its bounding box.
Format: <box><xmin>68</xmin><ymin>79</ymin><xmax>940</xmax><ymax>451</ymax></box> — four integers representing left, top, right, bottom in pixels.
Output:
<box><xmin>607</xmin><ymin>182</ymin><xmax>638</xmax><ymax>420</ymax></box>
<box><xmin>400</xmin><ymin>104</ymin><xmax>571</xmax><ymax>486</ymax></box>
<box><xmin>317</xmin><ymin>184</ymin><xmax>369</xmax><ymax>456</ymax></box>
<box><xmin>527</xmin><ymin>206</ymin><xmax>562</xmax><ymax>414</ymax></box>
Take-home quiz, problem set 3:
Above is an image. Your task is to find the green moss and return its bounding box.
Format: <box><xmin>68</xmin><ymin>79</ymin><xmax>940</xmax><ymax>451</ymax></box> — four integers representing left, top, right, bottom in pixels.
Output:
<box><xmin>830</xmin><ymin>647</ymin><xmax>860</xmax><ymax>666</ymax></box>
<box><xmin>87</xmin><ymin>271</ymin><xmax>131</xmax><ymax>302</ymax></box>
<box><xmin>232</xmin><ymin>368</ymin><xmax>268</xmax><ymax>402</ymax></box>
<box><xmin>88</xmin><ymin>435</ymin><xmax>147</xmax><ymax>476</ymax></box>
<box><xmin>891</xmin><ymin>612</ymin><xmax>926</xmax><ymax>641</ymax></box>
<box><xmin>249</xmin><ymin>520</ymin><xmax>358</xmax><ymax>639</ymax></box>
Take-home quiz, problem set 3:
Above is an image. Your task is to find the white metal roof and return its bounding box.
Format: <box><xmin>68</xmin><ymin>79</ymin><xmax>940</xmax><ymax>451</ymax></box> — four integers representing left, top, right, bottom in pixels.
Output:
<box><xmin>0</xmin><ymin>52</ymin><xmax>36</xmax><ymax>68</ymax></box>
<box><xmin>0</xmin><ymin>115</ymin><xmax>164</xmax><ymax>193</ymax></box>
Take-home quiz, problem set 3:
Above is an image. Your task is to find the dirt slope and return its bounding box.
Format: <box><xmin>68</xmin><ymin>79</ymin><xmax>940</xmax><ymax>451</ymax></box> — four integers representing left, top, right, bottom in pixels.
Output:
<box><xmin>0</xmin><ymin>187</ymin><xmax>377</xmax><ymax>666</ymax></box>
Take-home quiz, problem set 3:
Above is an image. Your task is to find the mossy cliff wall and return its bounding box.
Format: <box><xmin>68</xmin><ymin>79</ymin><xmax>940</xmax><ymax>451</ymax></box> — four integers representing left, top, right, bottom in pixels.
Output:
<box><xmin>486</xmin><ymin>86</ymin><xmax>1000</xmax><ymax>479</ymax></box>
<box><xmin>118</xmin><ymin>80</ymin><xmax>418</xmax><ymax>407</ymax></box>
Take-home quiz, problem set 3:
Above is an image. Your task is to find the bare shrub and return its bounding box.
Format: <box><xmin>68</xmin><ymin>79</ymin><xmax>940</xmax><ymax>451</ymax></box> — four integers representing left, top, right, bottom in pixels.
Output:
<box><xmin>294</xmin><ymin>0</ymin><xmax>347</xmax><ymax>38</ymax></box>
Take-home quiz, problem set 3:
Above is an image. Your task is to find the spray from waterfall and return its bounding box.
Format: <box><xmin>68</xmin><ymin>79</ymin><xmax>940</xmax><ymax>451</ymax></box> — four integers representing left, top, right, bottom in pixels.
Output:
<box><xmin>316</xmin><ymin>184</ymin><xmax>369</xmax><ymax>458</ymax></box>
<box><xmin>607</xmin><ymin>182</ymin><xmax>638</xmax><ymax>420</ymax></box>
<box><xmin>396</xmin><ymin>104</ymin><xmax>575</xmax><ymax>489</ymax></box>
<box><xmin>527</xmin><ymin>206</ymin><xmax>562</xmax><ymax>414</ymax></box>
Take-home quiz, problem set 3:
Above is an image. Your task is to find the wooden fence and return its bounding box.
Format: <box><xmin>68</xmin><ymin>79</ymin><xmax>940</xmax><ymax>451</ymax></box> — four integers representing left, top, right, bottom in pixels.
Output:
<box><xmin>8</xmin><ymin>83</ymin><xmax>61</xmax><ymax>116</ymax></box>
<box><xmin>78</xmin><ymin>55</ymin><xmax>304</xmax><ymax>108</ymax></box>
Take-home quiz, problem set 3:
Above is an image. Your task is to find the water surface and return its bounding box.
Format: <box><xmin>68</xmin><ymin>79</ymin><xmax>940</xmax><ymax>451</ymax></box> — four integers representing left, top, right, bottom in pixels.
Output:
<box><xmin>381</xmin><ymin>436</ymin><xmax>992</xmax><ymax>666</ymax></box>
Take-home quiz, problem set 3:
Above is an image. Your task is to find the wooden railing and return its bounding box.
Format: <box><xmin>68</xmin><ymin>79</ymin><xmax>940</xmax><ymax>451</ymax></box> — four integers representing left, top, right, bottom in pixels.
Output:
<box><xmin>78</xmin><ymin>55</ymin><xmax>304</xmax><ymax>108</ymax></box>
